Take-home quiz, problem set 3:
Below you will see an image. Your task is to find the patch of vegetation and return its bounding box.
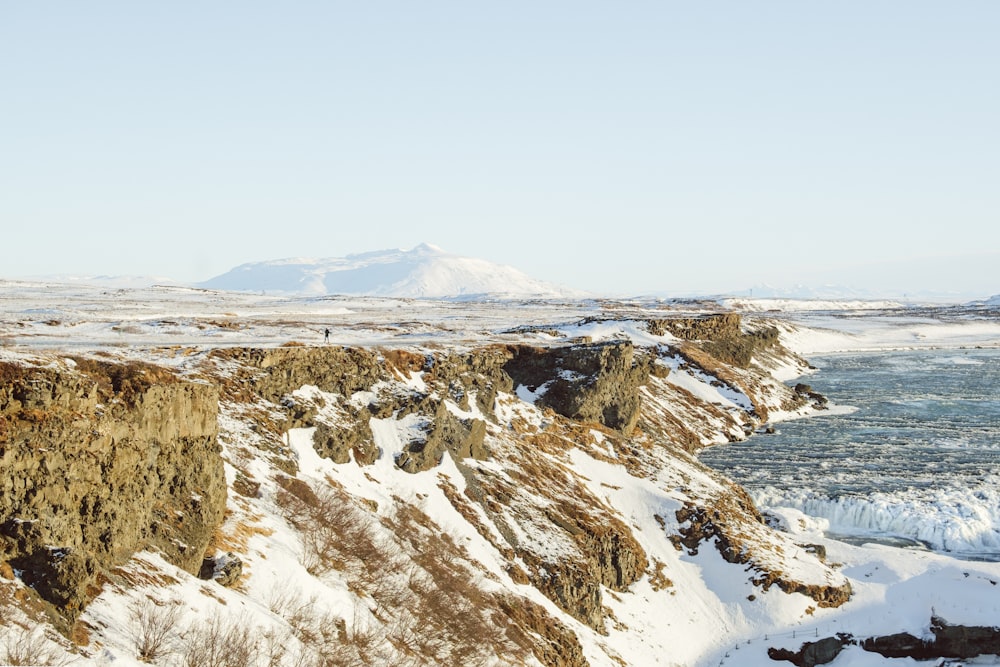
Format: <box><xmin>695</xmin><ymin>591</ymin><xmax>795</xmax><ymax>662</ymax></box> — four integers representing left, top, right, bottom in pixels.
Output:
<box><xmin>70</xmin><ymin>357</ymin><xmax>178</xmax><ymax>405</ymax></box>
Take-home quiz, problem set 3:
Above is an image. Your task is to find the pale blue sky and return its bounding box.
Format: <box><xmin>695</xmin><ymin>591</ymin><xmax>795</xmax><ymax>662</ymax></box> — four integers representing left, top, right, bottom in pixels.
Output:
<box><xmin>2</xmin><ymin>2</ymin><xmax>998</xmax><ymax>297</ymax></box>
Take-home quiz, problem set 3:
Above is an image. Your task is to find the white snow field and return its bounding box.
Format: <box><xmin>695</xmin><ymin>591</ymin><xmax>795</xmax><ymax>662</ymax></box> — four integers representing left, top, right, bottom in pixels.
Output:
<box><xmin>1</xmin><ymin>279</ymin><xmax>999</xmax><ymax>667</ymax></box>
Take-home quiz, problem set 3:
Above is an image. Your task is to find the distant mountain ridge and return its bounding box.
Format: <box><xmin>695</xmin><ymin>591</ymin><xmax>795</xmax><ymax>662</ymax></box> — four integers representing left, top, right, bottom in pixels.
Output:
<box><xmin>199</xmin><ymin>243</ymin><xmax>586</xmax><ymax>299</ymax></box>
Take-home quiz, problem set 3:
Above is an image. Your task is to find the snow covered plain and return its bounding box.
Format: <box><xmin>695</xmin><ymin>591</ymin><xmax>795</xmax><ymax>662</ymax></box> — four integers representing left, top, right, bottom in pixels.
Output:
<box><xmin>2</xmin><ymin>281</ymin><xmax>1000</xmax><ymax>666</ymax></box>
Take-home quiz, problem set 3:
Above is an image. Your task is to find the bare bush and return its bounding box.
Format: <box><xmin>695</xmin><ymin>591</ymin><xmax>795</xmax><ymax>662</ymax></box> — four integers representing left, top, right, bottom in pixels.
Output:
<box><xmin>267</xmin><ymin>587</ymin><xmax>320</xmax><ymax>640</ymax></box>
<box><xmin>268</xmin><ymin>586</ymin><xmax>363</xmax><ymax>667</ymax></box>
<box><xmin>178</xmin><ymin>614</ymin><xmax>260</xmax><ymax>667</ymax></box>
<box><xmin>1</xmin><ymin>626</ymin><xmax>68</xmax><ymax>666</ymax></box>
<box><xmin>388</xmin><ymin>502</ymin><xmax>528</xmax><ymax>666</ymax></box>
<box><xmin>128</xmin><ymin>597</ymin><xmax>182</xmax><ymax>663</ymax></box>
<box><xmin>277</xmin><ymin>479</ymin><xmax>362</xmax><ymax>576</ymax></box>
<box><xmin>261</xmin><ymin>627</ymin><xmax>291</xmax><ymax>667</ymax></box>
<box><xmin>276</xmin><ymin>480</ymin><xmax>533</xmax><ymax>665</ymax></box>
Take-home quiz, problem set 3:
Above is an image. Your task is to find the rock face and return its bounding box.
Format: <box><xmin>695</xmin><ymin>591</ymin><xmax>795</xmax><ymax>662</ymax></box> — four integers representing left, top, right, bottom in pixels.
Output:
<box><xmin>0</xmin><ymin>359</ymin><xmax>226</xmax><ymax>621</ymax></box>
<box><xmin>861</xmin><ymin>616</ymin><xmax>1000</xmax><ymax>660</ymax></box>
<box><xmin>647</xmin><ymin>313</ymin><xmax>743</xmax><ymax>341</ymax></box>
<box><xmin>647</xmin><ymin>313</ymin><xmax>780</xmax><ymax>368</ymax></box>
<box><xmin>495</xmin><ymin>595</ymin><xmax>590</xmax><ymax>667</ymax></box>
<box><xmin>504</xmin><ymin>341</ymin><xmax>652</xmax><ymax>432</ymax></box>
<box><xmin>312</xmin><ymin>418</ymin><xmax>378</xmax><ymax>465</ymax></box>
<box><xmin>768</xmin><ymin>635</ymin><xmax>851</xmax><ymax>666</ymax></box>
<box><xmin>497</xmin><ymin>498</ymin><xmax>649</xmax><ymax>633</ymax></box>
<box><xmin>428</xmin><ymin>347</ymin><xmax>515</xmax><ymax>419</ymax></box>
<box><xmin>772</xmin><ymin>616</ymin><xmax>1000</xmax><ymax>665</ymax></box>
<box><xmin>396</xmin><ymin>402</ymin><xmax>488</xmax><ymax>473</ymax></box>
<box><xmin>222</xmin><ymin>347</ymin><xmax>497</xmax><ymax>473</ymax></box>
<box><xmin>215</xmin><ymin>346</ymin><xmax>388</xmax><ymax>403</ymax></box>
<box><xmin>675</xmin><ymin>486</ymin><xmax>852</xmax><ymax>608</ymax></box>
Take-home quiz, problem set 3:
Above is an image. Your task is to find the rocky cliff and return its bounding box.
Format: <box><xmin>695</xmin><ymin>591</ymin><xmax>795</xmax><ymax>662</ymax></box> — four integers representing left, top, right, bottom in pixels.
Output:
<box><xmin>0</xmin><ymin>358</ymin><xmax>225</xmax><ymax>626</ymax></box>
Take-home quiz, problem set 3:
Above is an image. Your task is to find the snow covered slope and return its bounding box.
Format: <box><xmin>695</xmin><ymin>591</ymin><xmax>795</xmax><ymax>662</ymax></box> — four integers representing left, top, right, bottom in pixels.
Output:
<box><xmin>199</xmin><ymin>243</ymin><xmax>586</xmax><ymax>299</ymax></box>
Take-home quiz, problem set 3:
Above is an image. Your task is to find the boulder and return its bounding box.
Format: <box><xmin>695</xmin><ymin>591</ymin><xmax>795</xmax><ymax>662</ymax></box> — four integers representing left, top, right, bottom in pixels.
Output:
<box><xmin>768</xmin><ymin>635</ymin><xmax>851</xmax><ymax>666</ymax></box>
<box><xmin>199</xmin><ymin>551</ymin><xmax>243</xmax><ymax>587</ymax></box>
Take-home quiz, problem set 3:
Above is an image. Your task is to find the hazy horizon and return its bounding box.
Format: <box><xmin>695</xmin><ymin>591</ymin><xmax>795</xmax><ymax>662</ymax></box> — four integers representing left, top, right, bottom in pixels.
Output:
<box><xmin>7</xmin><ymin>243</ymin><xmax>997</xmax><ymax>302</ymax></box>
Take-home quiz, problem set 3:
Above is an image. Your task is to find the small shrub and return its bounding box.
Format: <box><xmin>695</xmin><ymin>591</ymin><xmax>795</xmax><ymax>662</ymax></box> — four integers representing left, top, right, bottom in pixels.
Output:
<box><xmin>2</xmin><ymin>627</ymin><xmax>68</xmax><ymax>666</ymax></box>
<box><xmin>178</xmin><ymin>614</ymin><xmax>260</xmax><ymax>667</ymax></box>
<box><xmin>276</xmin><ymin>479</ymin><xmax>378</xmax><ymax>577</ymax></box>
<box><xmin>128</xmin><ymin>597</ymin><xmax>182</xmax><ymax>663</ymax></box>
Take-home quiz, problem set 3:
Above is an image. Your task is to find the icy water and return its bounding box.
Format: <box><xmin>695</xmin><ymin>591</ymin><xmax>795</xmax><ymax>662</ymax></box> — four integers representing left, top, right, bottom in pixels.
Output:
<box><xmin>699</xmin><ymin>348</ymin><xmax>1000</xmax><ymax>559</ymax></box>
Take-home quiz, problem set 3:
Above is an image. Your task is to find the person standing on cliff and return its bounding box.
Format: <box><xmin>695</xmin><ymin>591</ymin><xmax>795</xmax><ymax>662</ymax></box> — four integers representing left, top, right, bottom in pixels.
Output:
<box><xmin>324</xmin><ymin>328</ymin><xmax>330</xmax><ymax>343</ymax></box>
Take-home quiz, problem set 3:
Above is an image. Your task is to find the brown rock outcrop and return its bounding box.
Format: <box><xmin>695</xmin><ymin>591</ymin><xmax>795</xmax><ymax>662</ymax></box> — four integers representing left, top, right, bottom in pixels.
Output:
<box><xmin>768</xmin><ymin>635</ymin><xmax>851</xmax><ymax>666</ymax></box>
<box><xmin>396</xmin><ymin>401</ymin><xmax>488</xmax><ymax>473</ymax></box>
<box><xmin>504</xmin><ymin>341</ymin><xmax>652</xmax><ymax>433</ymax></box>
<box><xmin>0</xmin><ymin>359</ymin><xmax>226</xmax><ymax>621</ymax></box>
<box><xmin>647</xmin><ymin>314</ymin><xmax>780</xmax><ymax>368</ymax></box>
<box><xmin>312</xmin><ymin>416</ymin><xmax>378</xmax><ymax>465</ymax></box>
<box><xmin>647</xmin><ymin>313</ymin><xmax>743</xmax><ymax>341</ymax></box>
<box><xmin>676</xmin><ymin>487</ymin><xmax>851</xmax><ymax>608</ymax></box>
<box><xmin>496</xmin><ymin>594</ymin><xmax>590</xmax><ymax>667</ymax></box>
<box><xmin>214</xmin><ymin>346</ymin><xmax>388</xmax><ymax>403</ymax></box>
<box><xmin>860</xmin><ymin>616</ymin><xmax>1000</xmax><ymax>660</ymax></box>
<box><xmin>428</xmin><ymin>347</ymin><xmax>515</xmax><ymax>418</ymax></box>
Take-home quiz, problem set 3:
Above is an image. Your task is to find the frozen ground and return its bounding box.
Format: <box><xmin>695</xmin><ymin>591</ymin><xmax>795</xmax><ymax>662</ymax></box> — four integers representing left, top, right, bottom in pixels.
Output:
<box><xmin>3</xmin><ymin>281</ymin><xmax>999</xmax><ymax>353</ymax></box>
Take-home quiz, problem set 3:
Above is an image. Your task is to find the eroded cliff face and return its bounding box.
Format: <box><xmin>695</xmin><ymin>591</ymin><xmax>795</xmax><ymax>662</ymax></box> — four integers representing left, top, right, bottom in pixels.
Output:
<box><xmin>0</xmin><ymin>359</ymin><xmax>225</xmax><ymax>622</ymax></box>
<box><xmin>1</xmin><ymin>315</ymin><xmax>843</xmax><ymax>665</ymax></box>
<box><xmin>204</xmin><ymin>332</ymin><xmax>842</xmax><ymax>638</ymax></box>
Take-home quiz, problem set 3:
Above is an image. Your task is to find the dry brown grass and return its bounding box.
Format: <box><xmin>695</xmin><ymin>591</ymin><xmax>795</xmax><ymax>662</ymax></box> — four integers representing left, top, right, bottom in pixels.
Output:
<box><xmin>108</xmin><ymin>560</ymin><xmax>180</xmax><ymax>590</ymax></box>
<box><xmin>204</xmin><ymin>319</ymin><xmax>245</xmax><ymax>331</ymax></box>
<box><xmin>275</xmin><ymin>477</ymin><xmax>387</xmax><ymax>578</ymax></box>
<box><xmin>207</xmin><ymin>515</ymin><xmax>274</xmax><ymax>556</ymax></box>
<box><xmin>70</xmin><ymin>357</ymin><xmax>178</xmax><ymax>406</ymax></box>
<box><xmin>383</xmin><ymin>500</ymin><xmax>529</xmax><ymax>666</ymax></box>
<box><xmin>69</xmin><ymin>620</ymin><xmax>91</xmax><ymax>648</ymax></box>
<box><xmin>275</xmin><ymin>476</ymin><xmax>539</xmax><ymax>665</ymax></box>
<box><xmin>0</xmin><ymin>361</ymin><xmax>29</xmax><ymax>384</ymax></box>
<box><xmin>382</xmin><ymin>349</ymin><xmax>426</xmax><ymax>376</ymax></box>
<box><xmin>649</xmin><ymin>559</ymin><xmax>674</xmax><ymax>592</ymax></box>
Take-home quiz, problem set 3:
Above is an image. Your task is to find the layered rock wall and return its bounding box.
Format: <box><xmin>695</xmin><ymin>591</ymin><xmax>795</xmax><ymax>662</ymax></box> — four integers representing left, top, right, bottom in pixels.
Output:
<box><xmin>0</xmin><ymin>360</ymin><xmax>225</xmax><ymax>620</ymax></box>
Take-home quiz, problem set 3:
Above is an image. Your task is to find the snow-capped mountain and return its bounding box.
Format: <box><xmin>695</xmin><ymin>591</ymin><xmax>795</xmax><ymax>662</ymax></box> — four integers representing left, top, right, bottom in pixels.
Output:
<box><xmin>200</xmin><ymin>243</ymin><xmax>585</xmax><ymax>299</ymax></box>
